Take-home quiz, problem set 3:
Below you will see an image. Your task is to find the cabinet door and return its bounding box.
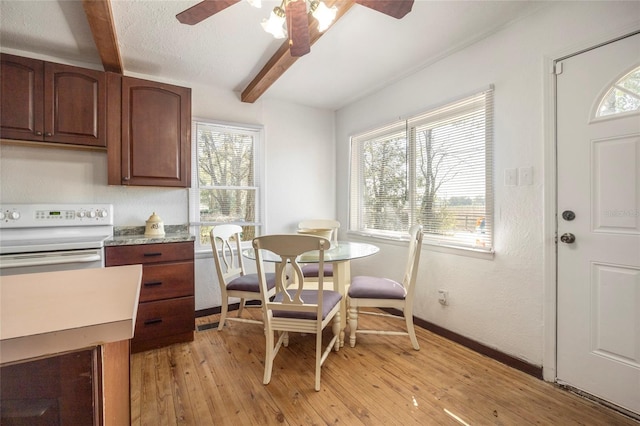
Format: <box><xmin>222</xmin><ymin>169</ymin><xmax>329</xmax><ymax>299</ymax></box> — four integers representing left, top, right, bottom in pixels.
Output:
<box><xmin>44</xmin><ymin>62</ymin><xmax>106</xmax><ymax>147</ymax></box>
<box><xmin>120</xmin><ymin>76</ymin><xmax>191</xmax><ymax>187</ymax></box>
<box><xmin>0</xmin><ymin>54</ymin><xmax>44</xmax><ymax>141</ymax></box>
<box><xmin>0</xmin><ymin>349</ymin><xmax>99</xmax><ymax>426</ymax></box>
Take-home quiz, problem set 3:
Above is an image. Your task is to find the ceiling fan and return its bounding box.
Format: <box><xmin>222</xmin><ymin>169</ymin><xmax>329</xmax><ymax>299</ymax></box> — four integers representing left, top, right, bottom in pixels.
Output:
<box><xmin>176</xmin><ymin>0</ymin><xmax>415</xmax><ymax>57</ymax></box>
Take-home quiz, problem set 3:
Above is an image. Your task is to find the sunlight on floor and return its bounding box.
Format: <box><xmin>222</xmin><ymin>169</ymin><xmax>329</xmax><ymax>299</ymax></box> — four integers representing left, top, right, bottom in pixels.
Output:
<box><xmin>445</xmin><ymin>408</ymin><xmax>471</xmax><ymax>426</ymax></box>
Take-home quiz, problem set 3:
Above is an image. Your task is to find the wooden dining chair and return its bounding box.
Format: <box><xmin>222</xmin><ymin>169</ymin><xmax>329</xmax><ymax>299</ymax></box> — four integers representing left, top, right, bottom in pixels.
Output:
<box><xmin>297</xmin><ymin>219</ymin><xmax>340</xmax><ymax>280</ymax></box>
<box><xmin>253</xmin><ymin>234</ymin><xmax>342</xmax><ymax>391</ymax></box>
<box><xmin>210</xmin><ymin>224</ymin><xmax>276</xmax><ymax>330</ymax></box>
<box><xmin>347</xmin><ymin>224</ymin><xmax>423</xmax><ymax>350</ymax></box>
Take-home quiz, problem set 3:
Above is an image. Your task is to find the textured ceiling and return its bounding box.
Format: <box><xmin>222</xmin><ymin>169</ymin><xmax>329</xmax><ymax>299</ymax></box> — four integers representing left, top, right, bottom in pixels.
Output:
<box><xmin>0</xmin><ymin>0</ymin><xmax>548</xmax><ymax>110</ymax></box>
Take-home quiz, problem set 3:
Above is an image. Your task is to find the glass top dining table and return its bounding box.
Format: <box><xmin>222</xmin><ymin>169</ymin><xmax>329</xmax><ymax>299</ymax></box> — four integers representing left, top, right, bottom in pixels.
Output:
<box><xmin>242</xmin><ymin>240</ymin><xmax>379</xmax><ymax>346</ymax></box>
<box><xmin>242</xmin><ymin>241</ymin><xmax>379</xmax><ymax>264</ymax></box>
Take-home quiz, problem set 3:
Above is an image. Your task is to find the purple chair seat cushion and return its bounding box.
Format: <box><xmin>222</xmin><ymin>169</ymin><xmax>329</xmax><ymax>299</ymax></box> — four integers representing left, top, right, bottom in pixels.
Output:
<box><xmin>301</xmin><ymin>263</ymin><xmax>334</xmax><ymax>277</ymax></box>
<box><xmin>227</xmin><ymin>272</ymin><xmax>276</xmax><ymax>292</ymax></box>
<box><xmin>272</xmin><ymin>290</ymin><xmax>342</xmax><ymax>320</ymax></box>
<box><xmin>348</xmin><ymin>276</ymin><xmax>406</xmax><ymax>300</ymax></box>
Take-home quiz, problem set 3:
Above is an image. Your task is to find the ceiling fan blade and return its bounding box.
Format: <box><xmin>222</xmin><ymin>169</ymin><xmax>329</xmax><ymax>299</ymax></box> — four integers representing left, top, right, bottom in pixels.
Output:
<box><xmin>355</xmin><ymin>0</ymin><xmax>414</xmax><ymax>19</ymax></box>
<box><xmin>176</xmin><ymin>0</ymin><xmax>241</xmax><ymax>25</ymax></box>
<box><xmin>286</xmin><ymin>0</ymin><xmax>311</xmax><ymax>57</ymax></box>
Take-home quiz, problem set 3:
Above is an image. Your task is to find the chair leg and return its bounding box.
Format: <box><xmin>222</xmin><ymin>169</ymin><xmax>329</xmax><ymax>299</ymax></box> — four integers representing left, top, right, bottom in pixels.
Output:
<box><xmin>348</xmin><ymin>305</ymin><xmax>358</xmax><ymax>348</ymax></box>
<box><xmin>263</xmin><ymin>329</ymin><xmax>274</xmax><ymax>385</ymax></box>
<box><xmin>332</xmin><ymin>311</ymin><xmax>341</xmax><ymax>351</ymax></box>
<box><xmin>405</xmin><ymin>311</ymin><xmax>420</xmax><ymax>350</ymax></box>
<box><xmin>237</xmin><ymin>298</ymin><xmax>246</xmax><ymax>317</ymax></box>
<box><xmin>315</xmin><ymin>331</ymin><xmax>322</xmax><ymax>391</ymax></box>
<box><xmin>218</xmin><ymin>300</ymin><xmax>229</xmax><ymax>331</ymax></box>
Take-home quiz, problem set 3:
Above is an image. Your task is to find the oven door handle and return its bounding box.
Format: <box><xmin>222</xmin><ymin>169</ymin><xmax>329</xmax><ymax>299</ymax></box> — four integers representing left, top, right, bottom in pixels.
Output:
<box><xmin>0</xmin><ymin>250</ymin><xmax>102</xmax><ymax>269</ymax></box>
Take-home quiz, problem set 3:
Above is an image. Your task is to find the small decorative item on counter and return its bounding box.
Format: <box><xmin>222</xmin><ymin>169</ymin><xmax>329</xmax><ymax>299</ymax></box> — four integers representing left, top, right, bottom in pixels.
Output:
<box><xmin>144</xmin><ymin>212</ymin><xmax>165</xmax><ymax>237</ymax></box>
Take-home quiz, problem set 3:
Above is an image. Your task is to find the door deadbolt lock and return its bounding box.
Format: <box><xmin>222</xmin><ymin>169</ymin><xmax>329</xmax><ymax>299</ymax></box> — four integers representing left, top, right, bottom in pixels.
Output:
<box><xmin>562</xmin><ymin>210</ymin><xmax>576</xmax><ymax>221</ymax></box>
<box><xmin>560</xmin><ymin>233</ymin><xmax>576</xmax><ymax>244</ymax></box>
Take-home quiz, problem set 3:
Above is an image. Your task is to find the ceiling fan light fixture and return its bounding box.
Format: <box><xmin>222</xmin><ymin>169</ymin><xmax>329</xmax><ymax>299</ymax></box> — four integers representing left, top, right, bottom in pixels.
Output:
<box><xmin>310</xmin><ymin>1</ymin><xmax>337</xmax><ymax>32</ymax></box>
<box><xmin>262</xmin><ymin>7</ymin><xmax>287</xmax><ymax>39</ymax></box>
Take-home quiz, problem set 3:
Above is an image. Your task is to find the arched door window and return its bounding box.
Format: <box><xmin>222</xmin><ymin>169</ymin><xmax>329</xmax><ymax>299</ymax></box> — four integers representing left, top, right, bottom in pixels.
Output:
<box><xmin>596</xmin><ymin>65</ymin><xmax>640</xmax><ymax>117</ymax></box>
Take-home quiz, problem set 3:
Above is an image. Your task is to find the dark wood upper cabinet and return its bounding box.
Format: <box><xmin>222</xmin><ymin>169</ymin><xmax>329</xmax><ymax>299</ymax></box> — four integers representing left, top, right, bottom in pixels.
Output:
<box><xmin>0</xmin><ymin>53</ymin><xmax>106</xmax><ymax>148</ymax></box>
<box><xmin>1</xmin><ymin>55</ymin><xmax>44</xmax><ymax>142</ymax></box>
<box><xmin>107</xmin><ymin>73</ymin><xmax>191</xmax><ymax>187</ymax></box>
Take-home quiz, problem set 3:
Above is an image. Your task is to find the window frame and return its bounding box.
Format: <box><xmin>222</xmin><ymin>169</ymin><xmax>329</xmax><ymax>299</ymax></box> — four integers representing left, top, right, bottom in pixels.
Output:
<box><xmin>189</xmin><ymin>118</ymin><xmax>265</xmax><ymax>253</ymax></box>
<box><xmin>349</xmin><ymin>87</ymin><xmax>494</xmax><ymax>253</ymax></box>
<box><xmin>593</xmin><ymin>63</ymin><xmax>640</xmax><ymax>120</ymax></box>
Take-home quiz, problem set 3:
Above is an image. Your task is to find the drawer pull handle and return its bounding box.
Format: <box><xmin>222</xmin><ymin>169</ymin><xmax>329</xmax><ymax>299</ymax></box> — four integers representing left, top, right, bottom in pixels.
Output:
<box><xmin>144</xmin><ymin>281</ymin><xmax>163</xmax><ymax>287</ymax></box>
<box><xmin>144</xmin><ymin>318</ymin><xmax>163</xmax><ymax>326</ymax></box>
<box><xmin>143</xmin><ymin>252</ymin><xmax>162</xmax><ymax>257</ymax></box>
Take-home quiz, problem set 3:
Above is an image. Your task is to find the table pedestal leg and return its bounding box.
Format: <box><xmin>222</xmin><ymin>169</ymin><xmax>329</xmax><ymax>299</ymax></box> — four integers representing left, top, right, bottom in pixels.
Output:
<box><xmin>333</xmin><ymin>260</ymin><xmax>350</xmax><ymax>347</ymax></box>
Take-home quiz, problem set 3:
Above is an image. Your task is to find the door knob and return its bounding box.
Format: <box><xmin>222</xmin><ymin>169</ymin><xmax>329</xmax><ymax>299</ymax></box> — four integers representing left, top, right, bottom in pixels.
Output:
<box><xmin>562</xmin><ymin>210</ymin><xmax>575</xmax><ymax>221</ymax></box>
<box><xmin>560</xmin><ymin>233</ymin><xmax>576</xmax><ymax>244</ymax></box>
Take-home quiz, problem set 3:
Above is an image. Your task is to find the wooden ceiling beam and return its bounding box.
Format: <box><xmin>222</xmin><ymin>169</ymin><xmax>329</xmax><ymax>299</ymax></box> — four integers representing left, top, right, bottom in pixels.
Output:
<box><xmin>241</xmin><ymin>0</ymin><xmax>355</xmax><ymax>104</ymax></box>
<box><xmin>82</xmin><ymin>0</ymin><xmax>123</xmax><ymax>73</ymax></box>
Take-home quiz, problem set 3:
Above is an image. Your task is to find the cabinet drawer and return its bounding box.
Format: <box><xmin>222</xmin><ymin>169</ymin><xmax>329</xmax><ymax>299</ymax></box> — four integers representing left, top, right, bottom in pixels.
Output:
<box><xmin>105</xmin><ymin>241</ymin><xmax>193</xmax><ymax>266</ymax></box>
<box><xmin>140</xmin><ymin>262</ymin><xmax>194</xmax><ymax>302</ymax></box>
<box><xmin>134</xmin><ymin>297</ymin><xmax>194</xmax><ymax>342</ymax></box>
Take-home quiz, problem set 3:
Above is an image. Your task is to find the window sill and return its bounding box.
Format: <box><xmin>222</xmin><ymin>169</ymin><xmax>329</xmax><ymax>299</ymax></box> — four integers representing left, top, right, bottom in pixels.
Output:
<box><xmin>195</xmin><ymin>249</ymin><xmax>214</xmax><ymax>260</ymax></box>
<box><xmin>195</xmin><ymin>244</ymin><xmax>252</xmax><ymax>260</ymax></box>
<box><xmin>347</xmin><ymin>231</ymin><xmax>495</xmax><ymax>260</ymax></box>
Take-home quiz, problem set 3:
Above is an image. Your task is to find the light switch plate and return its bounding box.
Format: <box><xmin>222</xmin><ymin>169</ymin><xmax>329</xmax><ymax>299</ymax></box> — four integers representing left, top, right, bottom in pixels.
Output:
<box><xmin>504</xmin><ymin>168</ymin><xmax>518</xmax><ymax>186</ymax></box>
<box><xmin>519</xmin><ymin>167</ymin><xmax>533</xmax><ymax>185</ymax></box>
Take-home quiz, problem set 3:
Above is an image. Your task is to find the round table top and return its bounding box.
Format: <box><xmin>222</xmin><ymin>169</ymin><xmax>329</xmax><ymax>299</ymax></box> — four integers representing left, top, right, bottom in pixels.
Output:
<box><xmin>242</xmin><ymin>240</ymin><xmax>379</xmax><ymax>263</ymax></box>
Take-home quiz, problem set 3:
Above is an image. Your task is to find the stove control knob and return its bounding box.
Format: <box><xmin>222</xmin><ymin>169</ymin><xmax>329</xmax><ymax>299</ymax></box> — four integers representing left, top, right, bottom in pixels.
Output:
<box><xmin>88</xmin><ymin>210</ymin><xmax>97</xmax><ymax>218</ymax></box>
<box><xmin>9</xmin><ymin>211</ymin><xmax>20</xmax><ymax>220</ymax></box>
<box><xmin>77</xmin><ymin>211</ymin><xmax>86</xmax><ymax>218</ymax></box>
<box><xmin>98</xmin><ymin>209</ymin><xmax>108</xmax><ymax>218</ymax></box>
<box><xmin>0</xmin><ymin>211</ymin><xmax>5</xmax><ymax>220</ymax></box>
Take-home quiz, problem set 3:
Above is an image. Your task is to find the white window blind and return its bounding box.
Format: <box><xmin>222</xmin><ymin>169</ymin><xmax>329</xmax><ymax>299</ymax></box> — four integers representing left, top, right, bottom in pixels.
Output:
<box><xmin>350</xmin><ymin>87</ymin><xmax>494</xmax><ymax>251</ymax></box>
<box><xmin>190</xmin><ymin>119</ymin><xmax>263</xmax><ymax>251</ymax></box>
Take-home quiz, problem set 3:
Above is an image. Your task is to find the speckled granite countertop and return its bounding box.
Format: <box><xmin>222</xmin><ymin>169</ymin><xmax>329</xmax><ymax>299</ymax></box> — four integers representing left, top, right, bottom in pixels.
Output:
<box><xmin>105</xmin><ymin>225</ymin><xmax>195</xmax><ymax>246</ymax></box>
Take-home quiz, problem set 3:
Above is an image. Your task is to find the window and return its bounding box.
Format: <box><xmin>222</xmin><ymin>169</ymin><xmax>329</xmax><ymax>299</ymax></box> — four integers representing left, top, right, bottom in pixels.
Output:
<box><xmin>190</xmin><ymin>119</ymin><xmax>263</xmax><ymax>251</ymax></box>
<box><xmin>596</xmin><ymin>64</ymin><xmax>640</xmax><ymax>118</ymax></box>
<box><xmin>350</xmin><ymin>87</ymin><xmax>494</xmax><ymax>251</ymax></box>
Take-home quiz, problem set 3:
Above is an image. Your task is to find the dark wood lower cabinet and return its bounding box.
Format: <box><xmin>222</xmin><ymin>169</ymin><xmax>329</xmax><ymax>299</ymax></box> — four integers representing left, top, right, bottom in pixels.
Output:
<box><xmin>0</xmin><ymin>341</ymin><xmax>130</xmax><ymax>426</ymax></box>
<box><xmin>132</xmin><ymin>296</ymin><xmax>195</xmax><ymax>353</ymax></box>
<box><xmin>105</xmin><ymin>241</ymin><xmax>195</xmax><ymax>353</ymax></box>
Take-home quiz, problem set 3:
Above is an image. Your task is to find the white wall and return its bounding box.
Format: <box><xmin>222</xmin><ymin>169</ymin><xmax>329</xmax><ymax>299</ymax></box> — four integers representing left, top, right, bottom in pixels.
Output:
<box><xmin>0</xmin><ymin>70</ymin><xmax>336</xmax><ymax>312</ymax></box>
<box><xmin>335</xmin><ymin>1</ymin><xmax>640</xmax><ymax>368</ymax></box>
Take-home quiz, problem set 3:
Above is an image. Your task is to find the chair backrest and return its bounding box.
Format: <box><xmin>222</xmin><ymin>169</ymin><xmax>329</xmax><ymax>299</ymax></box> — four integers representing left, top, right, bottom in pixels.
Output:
<box><xmin>210</xmin><ymin>224</ymin><xmax>246</xmax><ymax>285</ymax></box>
<box><xmin>403</xmin><ymin>225</ymin><xmax>424</xmax><ymax>298</ymax></box>
<box><xmin>297</xmin><ymin>219</ymin><xmax>340</xmax><ymax>242</ymax></box>
<box><xmin>253</xmin><ymin>234</ymin><xmax>330</xmax><ymax>320</ymax></box>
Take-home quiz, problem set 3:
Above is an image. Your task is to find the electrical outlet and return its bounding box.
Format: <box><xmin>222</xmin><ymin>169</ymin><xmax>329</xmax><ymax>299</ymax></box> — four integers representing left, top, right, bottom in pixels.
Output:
<box><xmin>437</xmin><ymin>289</ymin><xmax>448</xmax><ymax>305</ymax></box>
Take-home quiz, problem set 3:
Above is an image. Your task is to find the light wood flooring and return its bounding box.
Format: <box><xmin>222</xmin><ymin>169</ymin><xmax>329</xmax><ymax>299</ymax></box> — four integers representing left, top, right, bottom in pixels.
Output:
<box><xmin>130</xmin><ymin>308</ymin><xmax>638</xmax><ymax>425</ymax></box>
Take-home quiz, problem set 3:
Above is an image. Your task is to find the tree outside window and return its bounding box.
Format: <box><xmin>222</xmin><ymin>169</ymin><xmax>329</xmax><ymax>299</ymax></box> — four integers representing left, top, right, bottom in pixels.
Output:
<box><xmin>191</xmin><ymin>120</ymin><xmax>262</xmax><ymax>250</ymax></box>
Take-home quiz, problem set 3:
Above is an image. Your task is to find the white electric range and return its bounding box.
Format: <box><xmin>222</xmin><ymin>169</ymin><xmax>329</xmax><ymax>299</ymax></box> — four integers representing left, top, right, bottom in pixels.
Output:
<box><xmin>0</xmin><ymin>204</ymin><xmax>114</xmax><ymax>276</ymax></box>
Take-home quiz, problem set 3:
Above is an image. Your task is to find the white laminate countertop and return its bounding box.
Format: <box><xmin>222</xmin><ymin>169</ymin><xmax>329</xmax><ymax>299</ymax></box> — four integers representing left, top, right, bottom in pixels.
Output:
<box><xmin>0</xmin><ymin>265</ymin><xmax>142</xmax><ymax>365</ymax></box>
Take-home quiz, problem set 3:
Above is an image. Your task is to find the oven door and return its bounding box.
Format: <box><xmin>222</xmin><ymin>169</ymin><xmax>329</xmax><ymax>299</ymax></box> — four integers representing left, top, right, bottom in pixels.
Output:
<box><xmin>0</xmin><ymin>248</ymin><xmax>104</xmax><ymax>276</ymax></box>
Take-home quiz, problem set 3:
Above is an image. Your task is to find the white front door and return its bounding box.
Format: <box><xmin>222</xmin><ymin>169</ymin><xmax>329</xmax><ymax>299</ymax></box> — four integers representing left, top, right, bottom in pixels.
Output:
<box><xmin>556</xmin><ymin>32</ymin><xmax>640</xmax><ymax>415</ymax></box>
